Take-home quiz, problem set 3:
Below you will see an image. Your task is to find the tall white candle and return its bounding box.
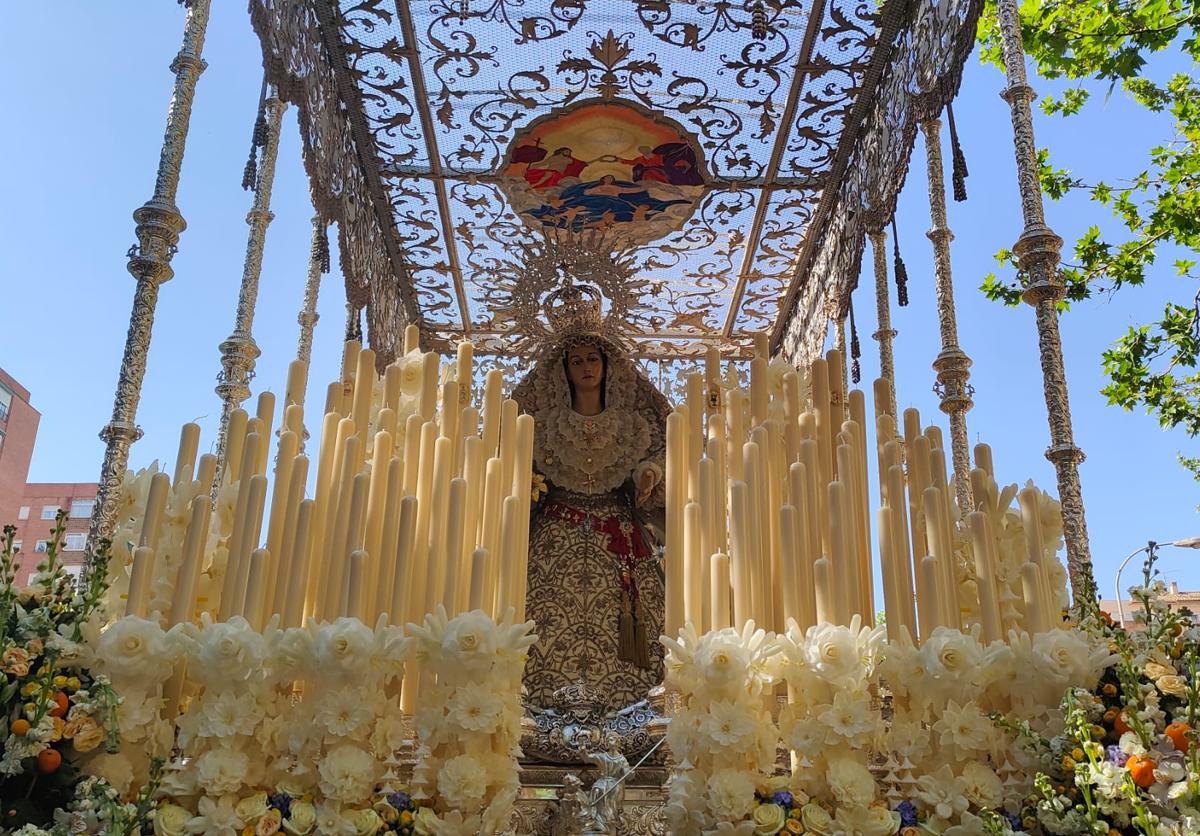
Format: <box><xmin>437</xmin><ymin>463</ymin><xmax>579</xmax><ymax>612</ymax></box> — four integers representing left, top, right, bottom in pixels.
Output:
<box><xmin>967</xmin><ymin>510</ymin><xmax>1003</xmax><ymax>645</ymax></box>
<box><xmin>282</xmin><ymin>499</ymin><xmax>315</xmax><ymax>628</ymax></box>
<box><xmin>126</xmin><ymin>546</ymin><xmax>156</xmax><ymax>618</ymax></box>
<box><xmin>710</xmin><ymin>553</ymin><xmax>732</xmax><ymax>630</ymax></box>
<box><xmin>728</xmin><ymin>480</ymin><xmax>752</xmax><ymax>629</ymax></box>
<box><xmin>683</xmin><ymin>501</ymin><xmax>703</xmax><ymax>628</ymax></box>
<box><xmin>270</xmin><ymin>455</ymin><xmax>309</xmax><ymax>621</ymax></box>
<box><xmin>168</xmin><ymin>496</ymin><xmax>211</xmax><ymax>626</ymax></box>
<box><xmin>243</xmin><ymin>548</ymin><xmax>270</xmax><ymax>629</ymax></box>
<box><xmin>173</xmin><ymin>423</ymin><xmax>201</xmax><ymax>487</ymax></box>
<box><xmin>138</xmin><ymin>472</ymin><xmax>171</xmax><ymax>551</ymax></box>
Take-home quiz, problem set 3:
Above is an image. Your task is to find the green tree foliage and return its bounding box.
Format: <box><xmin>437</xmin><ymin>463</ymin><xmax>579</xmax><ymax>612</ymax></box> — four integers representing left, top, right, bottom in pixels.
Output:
<box><xmin>976</xmin><ymin>0</ymin><xmax>1200</xmax><ymax>470</ymax></box>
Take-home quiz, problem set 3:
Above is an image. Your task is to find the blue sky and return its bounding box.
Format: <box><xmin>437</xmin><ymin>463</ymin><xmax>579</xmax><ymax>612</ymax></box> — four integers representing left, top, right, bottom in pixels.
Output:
<box><xmin>1</xmin><ymin>4</ymin><xmax>1196</xmax><ymax>598</ymax></box>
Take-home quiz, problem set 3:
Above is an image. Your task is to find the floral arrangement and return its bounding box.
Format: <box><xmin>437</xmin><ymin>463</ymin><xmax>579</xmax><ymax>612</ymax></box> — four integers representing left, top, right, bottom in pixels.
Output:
<box><xmin>661</xmin><ymin>621</ymin><xmax>782</xmax><ymax>832</ymax></box>
<box><xmin>406</xmin><ymin>605</ymin><xmax>536</xmax><ymax>835</ymax></box>
<box><xmin>0</xmin><ymin>517</ymin><xmax>124</xmax><ymax>829</ymax></box>
<box><xmin>996</xmin><ymin>554</ymin><xmax>1200</xmax><ymax>834</ymax></box>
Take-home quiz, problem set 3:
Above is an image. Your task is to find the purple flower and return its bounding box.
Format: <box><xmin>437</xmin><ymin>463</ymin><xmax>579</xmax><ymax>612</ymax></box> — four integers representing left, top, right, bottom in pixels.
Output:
<box><xmin>1105</xmin><ymin>745</ymin><xmax>1129</xmax><ymax>767</ymax></box>
<box><xmin>388</xmin><ymin>791</ymin><xmax>413</xmax><ymax>811</ymax></box>
<box><xmin>267</xmin><ymin>792</ymin><xmax>292</xmax><ymax>818</ymax></box>
<box><xmin>894</xmin><ymin>801</ymin><xmax>918</xmax><ymax>827</ymax></box>
<box><xmin>772</xmin><ymin>791</ymin><xmax>793</xmax><ymax>808</ymax></box>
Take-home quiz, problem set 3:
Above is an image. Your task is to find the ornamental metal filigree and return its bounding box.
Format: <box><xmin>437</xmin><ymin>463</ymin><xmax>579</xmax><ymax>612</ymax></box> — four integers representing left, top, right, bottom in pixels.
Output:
<box><xmin>251</xmin><ymin>0</ymin><xmax>978</xmax><ymax>366</ymax></box>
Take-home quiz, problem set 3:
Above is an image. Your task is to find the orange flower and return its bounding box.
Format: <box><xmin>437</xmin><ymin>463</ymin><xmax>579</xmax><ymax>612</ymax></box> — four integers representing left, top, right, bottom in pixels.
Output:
<box><xmin>1127</xmin><ymin>754</ymin><xmax>1156</xmax><ymax>788</ymax></box>
<box><xmin>1166</xmin><ymin>721</ymin><xmax>1192</xmax><ymax>754</ymax></box>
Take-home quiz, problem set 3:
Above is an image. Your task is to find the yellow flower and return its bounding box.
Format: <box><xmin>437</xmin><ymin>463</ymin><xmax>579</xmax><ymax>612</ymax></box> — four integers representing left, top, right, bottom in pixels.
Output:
<box><xmin>256</xmin><ymin>809</ymin><xmax>283</xmax><ymax>836</ymax></box>
<box><xmin>1061</xmin><ymin>756</ymin><xmax>1076</xmax><ymax>772</ymax></box>
<box><xmin>399</xmin><ymin>811</ymin><xmax>414</xmax><ymax>826</ymax></box>
<box><xmin>1157</xmin><ymin>675</ymin><xmax>1188</xmax><ymax>698</ymax></box>
<box><xmin>784</xmin><ymin>821</ymin><xmax>803</xmax><ymax>834</ymax></box>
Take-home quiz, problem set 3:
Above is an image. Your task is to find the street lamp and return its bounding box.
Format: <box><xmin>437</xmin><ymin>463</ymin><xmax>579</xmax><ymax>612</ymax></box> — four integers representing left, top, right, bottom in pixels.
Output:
<box><xmin>1114</xmin><ymin>537</ymin><xmax>1200</xmax><ymax>628</ymax></box>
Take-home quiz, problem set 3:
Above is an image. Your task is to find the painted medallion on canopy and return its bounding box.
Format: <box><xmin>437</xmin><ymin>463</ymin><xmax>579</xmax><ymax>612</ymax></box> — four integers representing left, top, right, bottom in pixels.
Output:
<box><xmin>500</xmin><ymin>102</ymin><xmax>706</xmax><ymax>245</ymax></box>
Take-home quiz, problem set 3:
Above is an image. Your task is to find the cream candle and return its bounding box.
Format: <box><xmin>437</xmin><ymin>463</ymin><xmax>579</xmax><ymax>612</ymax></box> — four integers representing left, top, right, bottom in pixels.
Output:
<box><xmin>442</xmin><ymin>478</ymin><xmax>467</xmax><ymax>613</ymax></box>
<box><xmin>728</xmin><ymin>480</ymin><xmax>752</xmax><ymax>629</ymax></box>
<box><xmin>336</xmin><ymin>472</ymin><xmax>370</xmax><ymax>618</ymax></box>
<box><xmin>813</xmin><ymin>556</ymin><xmax>833</xmax><ymax>625</ymax></box>
<box><xmin>665</xmin><ymin>411</ymin><xmax>685</xmax><ymax>637</ymax></box>
<box><xmin>243</xmin><ymin>548</ymin><xmax>270</xmax><ymax>629</ymax></box>
<box><xmin>282</xmin><ymin>499</ymin><xmax>315</xmax><ymax>628</ymax></box>
<box><xmin>169</xmin><ymin>496</ymin><xmax>211</xmax><ymax>625</ymax></box>
<box><xmin>195</xmin><ymin>454</ymin><xmax>217</xmax><ymax>495</ymax></box>
<box><xmin>393</xmin><ymin>496</ymin><xmax>418</xmax><ymax>625</ymax></box>
<box><xmin>710</xmin><ymin>553</ymin><xmax>731</xmax><ymax>630</ymax></box>
<box><xmin>683</xmin><ymin>501</ymin><xmax>703</xmax><ymax>628</ymax></box>
<box><xmin>126</xmin><ymin>546</ymin><xmax>156</xmax><ymax>618</ymax></box>
<box><xmin>468</xmin><ymin>547</ymin><xmax>487</xmax><ymax>612</ymax></box>
<box><xmin>270</xmin><ymin>455</ymin><xmax>309</xmax><ymax>621</ymax></box>
<box><xmin>285</xmin><ymin>358</ymin><xmax>309</xmax><ymax>411</ymax></box>
<box><xmin>363</xmin><ymin>429</ymin><xmax>393</xmax><ymax>590</ymax></box>
<box><xmin>222</xmin><ymin>409</ymin><xmax>249</xmax><ymax>485</ymax></box>
<box><xmin>919</xmin><ymin>556</ymin><xmax>943</xmax><ymax>636</ymax></box>
<box><xmin>351</xmin><ymin>349</ymin><xmax>376</xmax><ymax>447</ymax></box>
<box><xmin>403</xmin><ymin>324</ymin><xmax>420</xmax><ymax>355</ymax></box>
<box><xmin>173</xmin><ymin>423</ymin><xmax>201</xmax><ymax>487</ymax></box>
<box><xmin>373</xmin><ymin>457</ymin><xmax>405</xmax><ymax>621</ymax></box>
<box><xmin>345</xmin><ymin>549</ymin><xmax>367</xmax><ymax>621</ymax></box>
<box><xmin>424</xmin><ymin>436</ymin><xmax>453</xmax><ymax>610</ymax></box>
<box><xmin>265</xmin><ymin>430</ymin><xmax>299</xmax><ymax>573</ymax></box>
<box><xmin>419</xmin><ymin>352</ymin><xmax>439</xmax><ymax>421</ymax></box>
<box><xmin>139</xmin><ymin>472</ymin><xmax>170</xmax><ymax>551</ymax></box>
<box><xmin>967</xmin><ymin>510</ymin><xmax>1003</xmax><ymax>645</ymax></box>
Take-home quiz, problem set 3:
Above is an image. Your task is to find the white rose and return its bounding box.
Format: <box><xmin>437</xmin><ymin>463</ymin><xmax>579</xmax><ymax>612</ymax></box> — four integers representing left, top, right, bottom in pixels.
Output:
<box><xmin>825</xmin><ymin>755</ymin><xmax>876</xmax><ymax>808</ymax></box>
<box><xmin>319</xmin><ymin>618</ymin><xmax>374</xmax><ymax>678</ymax></box>
<box><xmin>919</xmin><ymin>627</ymin><xmax>982</xmax><ymax>685</ymax></box>
<box><xmin>193</xmin><ymin>618</ymin><xmax>264</xmax><ymax>686</ymax></box>
<box><xmin>804</xmin><ymin>623</ymin><xmax>862</xmax><ymax>687</ymax></box>
<box><xmin>705</xmin><ymin>768</ymin><xmax>757</xmax><ymax>822</ymax></box>
<box><xmin>153</xmin><ymin>802</ymin><xmax>192</xmax><ymax>836</ymax></box>
<box><xmin>318</xmin><ymin>743</ymin><xmax>378</xmax><ymax>804</ymax></box>
<box><xmin>283</xmin><ymin>800</ymin><xmax>317</xmax><ymax>835</ymax></box>
<box><xmin>351</xmin><ymin>807</ymin><xmax>384</xmax><ymax>835</ymax></box>
<box><xmin>752</xmin><ymin>802</ymin><xmax>786</xmax><ymax>834</ymax></box>
<box><xmin>800</xmin><ymin>802</ymin><xmax>834</xmax><ymax>835</ymax></box>
<box><xmin>437</xmin><ymin>754</ymin><xmax>489</xmax><ymax>810</ymax></box>
<box><xmin>235</xmin><ymin>791</ymin><xmax>270</xmax><ymax>823</ymax></box>
<box><xmin>96</xmin><ymin>616</ymin><xmax>171</xmax><ymax>685</ymax></box>
<box><xmin>1031</xmin><ymin>629</ymin><xmax>1092</xmax><ymax>685</ymax></box>
<box><xmin>438</xmin><ymin>611</ymin><xmax>498</xmax><ymax>677</ymax></box>
<box><xmin>397</xmin><ymin>352</ymin><xmax>425</xmax><ymax>395</ymax></box>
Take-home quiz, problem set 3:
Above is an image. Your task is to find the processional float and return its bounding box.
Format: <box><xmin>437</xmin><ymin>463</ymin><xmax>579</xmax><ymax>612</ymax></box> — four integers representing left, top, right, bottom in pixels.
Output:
<box><xmin>69</xmin><ymin>0</ymin><xmax>1103</xmax><ymax>833</ymax></box>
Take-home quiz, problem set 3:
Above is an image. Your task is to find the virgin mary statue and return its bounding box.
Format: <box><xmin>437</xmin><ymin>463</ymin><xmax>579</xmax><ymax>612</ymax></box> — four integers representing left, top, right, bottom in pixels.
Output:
<box><xmin>512</xmin><ymin>287</ymin><xmax>670</xmax><ymax>715</ymax></box>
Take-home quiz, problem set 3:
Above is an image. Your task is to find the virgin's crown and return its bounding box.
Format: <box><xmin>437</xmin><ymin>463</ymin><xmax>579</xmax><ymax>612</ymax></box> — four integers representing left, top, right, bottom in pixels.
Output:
<box><xmin>543</xmin><ymin>283</ymin><xmax>604</xmax><ymax>338</ymax></box>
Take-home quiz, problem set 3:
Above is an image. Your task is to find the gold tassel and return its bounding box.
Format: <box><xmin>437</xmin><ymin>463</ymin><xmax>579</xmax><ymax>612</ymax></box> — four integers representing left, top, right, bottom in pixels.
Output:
<box><xmin>618</xmin><ymin>587</ymin><xmax>636</xmax><ymax>664</ymax></box>
<box><xmin>633</xmin><ymin>593</ymin><xmax>651</xmax><ymax>669</ymax></box>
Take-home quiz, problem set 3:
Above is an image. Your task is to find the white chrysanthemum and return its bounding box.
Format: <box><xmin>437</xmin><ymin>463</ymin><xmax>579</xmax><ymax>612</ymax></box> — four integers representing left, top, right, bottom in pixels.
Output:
<box><xmin>705</xmin><ymin>768</ymin><xmax>757</xmax><ymax>822</ymax></box>
<box><xmin>317</xmin><ymin>743</ymin><xmax>378</xmax><ymax>804</ymax></box>
<box><xmin>437</xmin><ymin>754</ymin><xmax>489</xmax><ymax>811</ymax></box>
<box><xmin>197</xmin><ymin>691</ymin><xmax>261</xmax><ymax>739</ymax></box>
<box><xmin>818</xmin><ymin>688</ymin><xmax>877</xmax><ymax>746</ymax></box>
<box><xmin>428</xmin><ymin>810</ymin><xmax>484</xmax><ymax>836</ymax></box>
<box><xmin>447</xmin><ymin>682</ymin><xmax>505</xmax><ymax>733</ymax></box>
<box><xmin>915</xmin><ymin>764</ymin><xmax>969</xmax><ymax>822</ymax></box>
<box><xmin>316</xmin><ymin>684</ymin><xmax>376</xmax><ymax>738</ymax></box>
<box><xmin>701</xmin><ymin>699</ymin><xmax>758</xmax><ymax>750</ymax></box>
<box><xmin>185</xmin><ymin>794</ymin><xmax>241</xmax><ymax>836</ymax></box>
<box><xmin>959</xmin><ymin>761</ymin><xmax>1003</xmax><ymax>810</ymax></box>
<box><xmin>695</xmin><ymin>632</ymin><xmax>751</xmax><ymax>692</ymax></box>
<box><xmin>832</xmin><ymin>804</ymin><xmax>900</xmax><ymax>836</ymax></box>
<box><xmin>371</xmin><ymin>712</ymin><xmax>411</xmax><ymax>755</ymax></box>
<box><xmin>195</xmin><ymin>746</ymin><xmax>250</xmax><ymax>797</ymax></box>
<box><xmin>95</xmin><ymin>616</ymin><xmax>172</xmax><ymax>686</ymax></box>
<box><xmin>314</xmin><ymin>802</ymin><xmax>357</xmax><ymax>835</ymax></box>
<box><xmin>825</xmin><ymin>755</ymin><xmax>876</xmax><ymax>808</ymax></box>
<box><xmin>934</xmin><ymin>699</ymin><xmax>992</xmax><ymax>754</ymax></box>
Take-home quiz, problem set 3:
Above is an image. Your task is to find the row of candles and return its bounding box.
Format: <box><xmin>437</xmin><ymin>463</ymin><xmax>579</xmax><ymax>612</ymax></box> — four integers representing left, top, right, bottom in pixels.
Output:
<box><xmin>122</xmin><ymin>326</ymin><xmax>535</xmax><ymax>706</ymax></box>
<box><xmin>663</xmin><ymin>336</ymin><xmax>1061</xmax><ymax>644</ymax></box>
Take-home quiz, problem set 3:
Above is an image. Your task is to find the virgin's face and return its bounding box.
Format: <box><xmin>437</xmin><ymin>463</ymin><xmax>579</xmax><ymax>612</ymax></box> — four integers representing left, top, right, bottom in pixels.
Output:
<box><xmin>566</xmin><ymin>344</ymin><xmax>604</xmax><ymax>395</ymax></box>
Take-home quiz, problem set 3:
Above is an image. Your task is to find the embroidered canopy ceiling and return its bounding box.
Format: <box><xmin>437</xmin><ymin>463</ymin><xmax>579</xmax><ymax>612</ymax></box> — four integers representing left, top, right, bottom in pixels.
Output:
<box><xmin>250</xmin><ymin>0</ymin><xmax>981</xmax><ymax>366</ymax></box>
